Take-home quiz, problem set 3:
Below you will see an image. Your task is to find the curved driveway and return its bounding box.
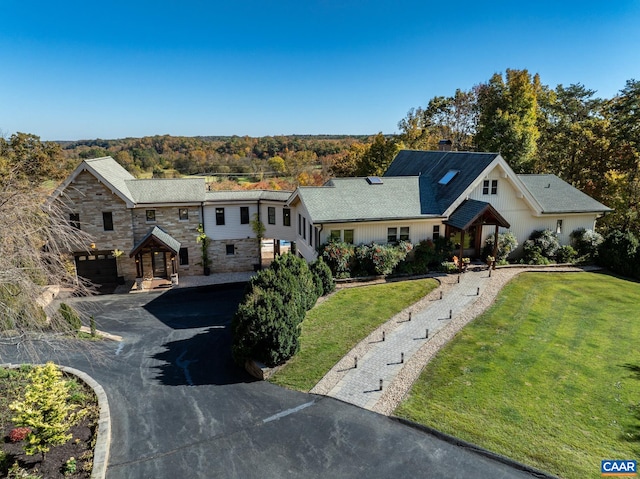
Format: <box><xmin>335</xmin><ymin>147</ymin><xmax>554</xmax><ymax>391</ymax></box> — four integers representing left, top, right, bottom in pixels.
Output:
<box><xmin>1</xmin><ymin>284</ymin><xmax>548</xmax><ymax>479</ymax></box>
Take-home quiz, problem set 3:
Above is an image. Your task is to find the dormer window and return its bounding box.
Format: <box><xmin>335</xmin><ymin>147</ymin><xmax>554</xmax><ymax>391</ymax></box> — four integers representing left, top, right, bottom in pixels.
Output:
<box><xmin>438</xmin><ymin>170</ymin><xmax>459</xmax><ymax>185</ymax></box>
<box><xmin>483</xmin><ymin>179</ymin><xmax>498</xmax><ymax>195</ymax></box>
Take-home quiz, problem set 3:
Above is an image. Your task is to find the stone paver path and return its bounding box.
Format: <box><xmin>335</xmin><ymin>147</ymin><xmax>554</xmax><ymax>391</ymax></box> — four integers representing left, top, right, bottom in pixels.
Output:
<box><xmin>327</xmin><ymin>268</ymin><xmax>491</xmax><ymax>410</ymax></box>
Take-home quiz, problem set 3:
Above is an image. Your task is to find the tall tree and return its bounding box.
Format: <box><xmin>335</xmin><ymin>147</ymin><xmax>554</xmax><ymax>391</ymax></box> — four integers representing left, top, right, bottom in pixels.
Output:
<box><xmin>476</xmin><ymin>69</ymin><xmax>541</xmax><ymax>173</ymax></box>
<box><xmin>355</xmin><ymin>133</ymin><xmax>402</xmax><ymax>177</ymax></box>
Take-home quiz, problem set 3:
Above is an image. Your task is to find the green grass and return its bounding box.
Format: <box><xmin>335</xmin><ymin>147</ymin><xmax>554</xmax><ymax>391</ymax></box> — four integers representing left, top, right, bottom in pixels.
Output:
<box><xmin>395</xmin><ymin>272</ymin><xmax>640</xmax><ymax>479</ymax></box>
<box><xmin>270</xmin><ymin>278</ymin><xmax>438</xmax><ymax>391</ymax></box>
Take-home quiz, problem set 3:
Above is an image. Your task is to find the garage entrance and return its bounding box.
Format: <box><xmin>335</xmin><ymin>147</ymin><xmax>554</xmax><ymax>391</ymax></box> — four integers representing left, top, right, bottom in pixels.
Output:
<box><xmin>74</xmin><ymin>252</ymin><xmax>118</xmax><ymax>286</ymax></box>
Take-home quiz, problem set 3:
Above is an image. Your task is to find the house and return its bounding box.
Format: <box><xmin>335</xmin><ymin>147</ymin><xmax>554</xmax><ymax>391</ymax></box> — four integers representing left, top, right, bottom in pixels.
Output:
<box><xmin>288</xmin><ymin>150</ymin><xmax>612</xmax><ymax>262</ymax></box>
<box><xmin>51</xmin><ymin>150</ymin><xmax>611</xmax><ymax>287</ymax></box>
<box><xmin>50</xmin><ymin>156</ymin><xmax>292</xmax><ymax>287</ymax></box>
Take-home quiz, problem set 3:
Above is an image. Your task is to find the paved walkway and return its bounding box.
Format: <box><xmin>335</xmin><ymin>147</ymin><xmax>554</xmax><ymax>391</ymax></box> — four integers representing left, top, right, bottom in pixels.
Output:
<box><xmin>326</xmin><ymin>267</ymin><xmax>492</xmax><ymax>410</ymax></box>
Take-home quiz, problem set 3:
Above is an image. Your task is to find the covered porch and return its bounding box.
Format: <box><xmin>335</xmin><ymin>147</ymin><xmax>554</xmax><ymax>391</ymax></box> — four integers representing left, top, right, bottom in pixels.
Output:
<box><xmin>444</xmin><ymin>199</ymin><xmax>511</xmax><ymax>267</ymax></box>
<box><xmin>130</xmin><ymin>226</ymin><xmax>181</xmax><ymax>280</ymax></box>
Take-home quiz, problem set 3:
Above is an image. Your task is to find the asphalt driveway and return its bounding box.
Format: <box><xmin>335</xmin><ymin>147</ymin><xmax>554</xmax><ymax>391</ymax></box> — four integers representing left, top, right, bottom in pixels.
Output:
<box><xmin>1</xmin><ymin>284</ymin><xmax>548</xmax><ymax>479</ymax></box>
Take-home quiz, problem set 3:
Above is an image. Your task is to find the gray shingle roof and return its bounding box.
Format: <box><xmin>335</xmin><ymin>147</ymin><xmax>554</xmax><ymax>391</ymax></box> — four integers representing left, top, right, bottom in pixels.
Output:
<box><xmin>205</xmin><ymin>190</ymin><xmax>292</xmax><ymax>202</ymax></box>
<box><xmin>295</xmin><ymin>177</ymin><xmax>441</xmax><ymax>223</ymax></box>
<box><xmin>384</xmin><ymin>150</ymin><xmax>499</xmax><ymax>214</ymax></box>
<box><xmin>519</xmin><ymin>175</ymin><xmax>612</xmax><ymax>213</ymax></box>
<box><xmin>84</xmin><ymin>157</ymin><xmax>136</xmax><ymax>203</ymax></box>
<box><xmin>129</xmin><ymin>226</ymin><xmax>181</xmax><ymax>257</ymax></box>
<box><xmin>445</xmin><ymin>199</ymin><xmax>511</xmax><ymax>230</ymax></box>
<box><xmin>125</xmin><ymin>178</ymin><xmax>205</xmax><ymax>203</ymax></box>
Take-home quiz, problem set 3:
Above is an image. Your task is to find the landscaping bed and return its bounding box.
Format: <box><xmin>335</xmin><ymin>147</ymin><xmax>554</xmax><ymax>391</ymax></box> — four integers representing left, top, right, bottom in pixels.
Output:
<box><xmin>0</xmin><ymin>366</ymin><xmax>99</xmax><ymax>478</ymax></box>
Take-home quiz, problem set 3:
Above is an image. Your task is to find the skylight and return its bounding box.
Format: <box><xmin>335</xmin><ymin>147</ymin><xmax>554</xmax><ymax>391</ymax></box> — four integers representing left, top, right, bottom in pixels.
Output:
<box><xmin>438</xmin><ymin>170</ymin><xmax>459</xmax><ymax>185</ymax></box>
<box><xmin>366</xmin><ymin>176</ymin><xmax>384</xmax><ymax>185</ymax></box>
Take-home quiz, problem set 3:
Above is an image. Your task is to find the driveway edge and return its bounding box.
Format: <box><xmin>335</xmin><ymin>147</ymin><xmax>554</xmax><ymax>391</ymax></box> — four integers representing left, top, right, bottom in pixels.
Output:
<box><xmin>391</xmin><ymin>416</ymin><xmax>559</xmax><ymax>478</ymax></box>
<box><xmin>1</xmin><ymin>363</ymin><xmax>110</xmax><ymax>479</ymax></box>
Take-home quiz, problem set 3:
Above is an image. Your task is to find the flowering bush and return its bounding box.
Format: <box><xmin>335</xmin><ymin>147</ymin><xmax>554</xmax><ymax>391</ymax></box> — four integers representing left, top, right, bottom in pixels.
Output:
<box><xmin>8</xmin><ymin>427</ymin><xmax>31</xmax><ymax>442</ymax></box>
<box><xmin>353</xmin><ymin>242</ymin><xmax>411</xmax><ymax>276</ymax></box>
<box><xmin>482</xmin><ymin>231</ymin><xmax>518</xmax><ymax>262</ymax></box>
<box><xmin>321</xmin><ymin>240</ymin><xmax>354</xmax><ymax>278</ymax></box>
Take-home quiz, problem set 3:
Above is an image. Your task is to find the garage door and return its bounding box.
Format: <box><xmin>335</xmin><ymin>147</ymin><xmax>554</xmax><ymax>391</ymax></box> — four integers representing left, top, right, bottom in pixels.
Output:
<box><xmin>75</xmin><ymin>252</ymin><xmax>118</xmax><ymax>286</ymax></box>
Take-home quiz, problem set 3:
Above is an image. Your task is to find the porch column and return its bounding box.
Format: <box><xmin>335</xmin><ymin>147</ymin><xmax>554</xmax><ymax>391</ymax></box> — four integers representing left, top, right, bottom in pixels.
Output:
<box><xmin>492</xmin><ymin>225</ymin><xmax>499</xmax><ymax>258</ymax></box>
<box><xmin>459</xmin><ymin>230</ymin><xmax>465</xmax><ymax>272</ymax></box>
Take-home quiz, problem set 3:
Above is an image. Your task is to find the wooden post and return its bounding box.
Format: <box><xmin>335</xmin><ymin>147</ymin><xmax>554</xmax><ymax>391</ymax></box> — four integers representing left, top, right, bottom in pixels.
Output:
<box><xmin>492</xmin><ymin>224</ymin><xmax>499</xmax><ymax>266</ymax></box>
<box><xmin>459</xmin><ymin>230</ymin><xmax>465</xmax><ymax>273</ymax></box>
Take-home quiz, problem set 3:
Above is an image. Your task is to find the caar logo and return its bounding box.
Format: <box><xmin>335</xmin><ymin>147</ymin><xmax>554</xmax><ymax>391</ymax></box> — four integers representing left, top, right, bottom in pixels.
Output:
<box><xmin>602</xmin><ymin>460</ymin><xmax>637</xmax><ymax>476</ymax></box>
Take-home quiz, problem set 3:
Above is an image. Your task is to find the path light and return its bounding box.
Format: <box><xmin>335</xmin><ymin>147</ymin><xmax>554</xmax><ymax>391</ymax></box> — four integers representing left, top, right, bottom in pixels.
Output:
<box><xmin>477</xmin><ymin>287</ymin><xmax>480</xmax><ymax>296</ymax></box>
<box><xmin>426</xmin><ymin>328</ymin><xmax>429</xmax><ymax>338</ymax></box>
<box><xmin>449</xmin><ymin>309</ymin><xmax>452</xmax><ymax>319</ymax></box>
<box><xmin>440</xmin><ymin>290</ymin><xmax>443</xmax><ymax>300</ymax></box>
<box><xmin>401</xmin><ymin>353</ymin><xmax>404</xmax><ymax>364</ymax></box>
<box><xmin>489</xmin><ymin>269</ymin><xmax>492</xmax><ymax>277</ymax></box>
<box><xmin>408</xmin><ymin>312</ymin><xmax>412</xmax><ymax>321</ymax></box>
<box><xmin>382</xmin><ymin>331</ymin><xmax>385</xmax><ymax>342</ymax></box>
<box><xmin>457</xmin><ymin>275</ymin><xmax>460</xmax><ymax>284</ymax></box>
<box><xmin>379</xmin><ymin>379</ymin><xmax>383</xmax><ymax>391</ymax></box>
<box><xmin>354</xmin><ymin>356</ymin><xmax>358</xmax><ymax>369</ymax></box>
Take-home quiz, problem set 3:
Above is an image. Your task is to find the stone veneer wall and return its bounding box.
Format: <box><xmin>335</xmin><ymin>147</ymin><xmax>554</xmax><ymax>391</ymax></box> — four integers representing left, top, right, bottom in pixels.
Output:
<box><xmin>210</xmin><ymin>238</ymin><xmax>260</xmax><ymax>273</ymax></box>
<box><xmin>131</xmin><ymin>206</ymin><xmax>202</xmax><ymax>277</ymax></box>
<box><xmin>56</xmin><ymin>171</ymin><xmax>137</xmax><ymax>279</ymax></box>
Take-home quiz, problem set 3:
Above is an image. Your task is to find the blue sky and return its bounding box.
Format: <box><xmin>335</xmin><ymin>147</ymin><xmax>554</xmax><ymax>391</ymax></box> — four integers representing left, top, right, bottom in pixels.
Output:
<box><xmin>1</xmin><ymin>1</ymin><xmax>639</xmax><ymax>141</ymax></box>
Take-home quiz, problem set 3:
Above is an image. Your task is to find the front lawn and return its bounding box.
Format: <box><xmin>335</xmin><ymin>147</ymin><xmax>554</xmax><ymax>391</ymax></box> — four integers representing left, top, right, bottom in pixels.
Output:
<box><xmin>395</xmin><ymin>272</ymin><xmax>640</xmax><ymax>479</ymax></box>
<box><xmin>270</xmin><ymin>278</ymin><xmax>438</xmax><ymax>392</ymax></box>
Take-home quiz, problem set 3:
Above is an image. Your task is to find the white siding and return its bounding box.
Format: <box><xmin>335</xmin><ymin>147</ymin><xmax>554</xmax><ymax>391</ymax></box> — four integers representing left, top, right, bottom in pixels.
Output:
<box><xmin>319</xmin><ymin>220</ymin><xmax>443</xmax><ymax>246</ymax></box>
<box><xmin>203</xmin><ymin>204</ymin><xmax>257</xmax><ymax>240</ymax></box>
<box><xmin>261</xmin><ymin>202</ymin><xmax>295</xmax><ymax>240</ymax></box>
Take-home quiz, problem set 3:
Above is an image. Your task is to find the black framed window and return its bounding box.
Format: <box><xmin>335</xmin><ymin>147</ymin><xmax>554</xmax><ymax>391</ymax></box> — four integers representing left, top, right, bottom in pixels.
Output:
<box><xmin>491</xmin><ymin>179</ymin><xmax>498</xmax><ymax>195</ymax></box>
<box><xmin>303</xmin><ymin>217</ymin><xmax>306</xmax><ymax>239</ymax></box>
<box><xmin>268</xmin><ymin>206</ymin><xmax>276</xmax><ymax>225</ymax></box>
<box><xmin>283</xmin><ymin>208</ymin><xmax>291</xmax><ymax>226</ymax></box>
<box><xmin>433</xmin><ymin>225</ymin><xmax>440</xmax><ymax>240</ymax></box>
<box><xmin>103</xmin><ymin>212</ymin><xmax>114</xmax><ymax>231</ymax></box>
<box><xmin>330</xmin><ymin>230</ymin><xmax>341</xmax><ymax>241</ymax></box>
<box><xmin>179</xmin><ymin>208</ymin><xmax>189</xmax><ymax>220</ymax></box>
<box><xmin>179</xmin><ymin>247</ymin><xmax>189</xmax><ymax>265</ymax></box>
<box><xmin>298</xmin><ymin>214</ymin><xmax>302</xmax><ymax>235</ymax></box>
<box><xmin>69</xmin><ymin>213</ymin><xmax>80</xmax><ymax>230</ymax></box>
<box><xmin>482</xmin><ymin>180</ymin><xmax>490</xmax><ymax>195</ymax></box>
<box><xmin>240</xmin><ymin>206</ymin><xmax>250</xmax><ymax>224</ymax></box>
<box><xmin>344</xmin><ymin>229</ymin><xmax>354</xmax><ymax>244</ymax></box>
<box><xmin>146</xmin><ymin>210</ymin><xmax>156</xmax><ymax>222</ymax></box>
<box><xmin>226</xmin><ymin>244</ymin><xmax>235</xmax><ymax>255</ymax></box>
<box><xmin>387</xmin><ymin>227</ymin><xmax>397</xmax><ymax>243</ymax></box>
<box><xmin>309</xmin><ymin>224</ymin><xmax>313</xmax><ymax>247</ymax></box>
<box><xmin>216</xmin><ymin>208</ymin><xmax>225</xmax><ymax>225</ymax></box>
<box><xmin>400</xmin><ymin>226</ymin><xmax>410</xmax><ymax>241</ymax></box>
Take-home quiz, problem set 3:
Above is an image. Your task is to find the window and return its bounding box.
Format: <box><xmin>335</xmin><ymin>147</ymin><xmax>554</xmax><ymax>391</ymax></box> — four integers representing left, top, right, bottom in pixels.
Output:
<box><xmin>387</xmin><ymin>227</ymin><xmax>398</xmax><ymax>243</ymax></box>
<box><xmin>146</xmin><ymin>210</ymin><xmax>156</xmax><ymax>222</ymax></box>
<box><xmin>268</xmin><ymin>206</ymin><xmax>276</xmax><ymax>225</ymax></box>
<box><xmin>216</xmin><ymin>208</ymin><xmax>225</xmax><ymax>225</ymax></box>
<box><xmin>438</xmin><ymin>170</ymin><xmax>459</xmax><ymax>185</ymax></box>
<box><xmin>303</xmin><ymin>217</ymin><xmax>307</xmax><ymax>240</ymax></box>
<box><xmin>69</xmin><ymin>213</ymin><xmax>80</xmax><ymax>230</ymax></box>
<box><xmin>179</xmin><ymin>247</ymin><xmax>189</xmax><ymax>265</ymax></box>
<box><xmin>179</xmin><ymin>208</ymin><xmax>189</xmax><ymax>220</ymax></box>
<box><xmin>344</xmin><ymin>229</ymin><xmax>354</xmax><ymax>244</ymax></box>
<box><xmin>433</xmin><ymin>225</ymin><xmax>440</xmax><ymax>240</ymax></box>
<box><xmin>556</xmin><ymin>219</ymin><xmax>563</xmax><ymax>234</ymax></box>
<box><xmin>483</xmin><ymin>179</ymin><xmax>498</xmax><ymax>195</ymax></box>
<box><xmin>400</xmin><ymin>226</ymin><xmax>410</xmax><ymax>241</ymax></box>
<box><xmin>330</xmin><ymin>230</ymin><xmax>341</xmax><ymax>241</ymax></box>
<box><xmin>309</xmin><ymin>224</ymin><xmax>313</xmax><ymax>247</ymax></box>
<box><xmin>240</xmin><ymin>206</ymin><xmax>250</xmax><ymax>224</ymax></box>
<box><xmin>226</xmin><ymin>244</ymin><xmax>235</xmax><ymax>255</ymax></box>
<box><xmin>102</xmin><ymin>212</ymin><xmax>114</xmax><ymax>231</ymax></box>
<box><xmin>283</xmin><ymin>208</ymin><xmax>291</xmax><ymax>226</ymax></box>
<box><xmin>298</xmin><ymin>214</ymin><xmax>302</xmax><ymax>235</ymax></box>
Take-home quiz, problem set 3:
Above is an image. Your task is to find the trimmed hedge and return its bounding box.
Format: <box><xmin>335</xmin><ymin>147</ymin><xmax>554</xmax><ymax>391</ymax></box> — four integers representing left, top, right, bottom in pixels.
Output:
<box><xmin>231</xmin><ymin>253</ymin><xmax>334</xmax><ymax>367</ymax></box>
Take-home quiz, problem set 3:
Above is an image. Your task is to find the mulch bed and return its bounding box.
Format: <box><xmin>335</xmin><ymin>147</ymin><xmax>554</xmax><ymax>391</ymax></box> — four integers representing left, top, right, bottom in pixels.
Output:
<box><xmin>1</xmin><ymin>368</ymin><xmax>99</xmax><ymax>478</ymax></box>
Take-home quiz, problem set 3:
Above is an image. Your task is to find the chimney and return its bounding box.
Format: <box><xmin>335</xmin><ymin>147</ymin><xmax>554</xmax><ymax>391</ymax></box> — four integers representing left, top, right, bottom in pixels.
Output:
<box><xmin>438</xmin><ymin>139</ymin><xmax>453</xmax><ymax>152</ymax></box>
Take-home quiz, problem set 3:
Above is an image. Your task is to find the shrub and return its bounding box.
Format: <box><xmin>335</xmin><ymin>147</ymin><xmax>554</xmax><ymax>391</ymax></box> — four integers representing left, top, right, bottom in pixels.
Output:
<box><xmin>556</xmin><ymin>245</ymin><xmax>577</xmax><ymax>264</ymax></box>
<box><xmin>8</xmin><ymin>427</ymin><xmax>31</xmax><ymax>442</ymax></box>
<box><xmin>597</xmin><ymin>230</ymin><xmax>639</xmax><ymax>278</ymax></box>
<box><xmin>310</xmin><ymin>258</ymin><xmax>335</xmax><ymax>296</ymax></box>
<box><xmin>529</xmin><ymin>229</ymin><xmax>560</xmax><ymax>259</ymax></box>
<box><xmin>321</xmin><ymin>240</ymin><xmax>354</xmax><ymax>278</ymax></box>
<box><xmin>439</xmin><ymin>261</ymin><xmax>459</xmax><ymax>274</ymax></box>
<box><xmin>522</xmin><ymin>241</ymin><xmax>550</xmax><ymax>265</ymax></box>
<box><xmin>64</xmin><ymin>457</ymin><xmax>77</xmax><ymax>476</ymax></box>
<box><xmin>59</xmin><ymin>303</ymin><xmax>81</xmax><ymax>331</ymax></box>
<box><xmin>482</xmin><ymin>231</ymin><xmax>519</xmax><ymax>262</ymax></box>
<box><xmin>9</xmin><ymin>362</ymin><xmax>82</xmax><ymax>456</ymax></box>
<box><xmin>570</xmin><ymin>228</ymin><xmax>604</xmax><ymax>258</ymax></box>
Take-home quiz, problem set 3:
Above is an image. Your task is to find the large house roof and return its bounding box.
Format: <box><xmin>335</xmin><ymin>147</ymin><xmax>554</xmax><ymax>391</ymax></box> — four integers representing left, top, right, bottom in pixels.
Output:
<box><xmin>384</xmin><ymin>150</ymin><xmax>500</xmax><ymax>214</ymax></box>
<box><xmin>294</xmin><ymin>177</ymin><xmax>442</xmax><ymax>223</ymax></box>
<box><xmin>519</xmin><ymin>175</ymin><xmax>612</xmax><ymax>214</ymax></box>
<box><xmin>126</xmin><ymin>178</ymin><xmax>206</xmax><ymax>204</ymax></box>
<box><xmin>205</xmin><ymin>189</ymin><xmax>292</xmax><ymax>203</ymax></box>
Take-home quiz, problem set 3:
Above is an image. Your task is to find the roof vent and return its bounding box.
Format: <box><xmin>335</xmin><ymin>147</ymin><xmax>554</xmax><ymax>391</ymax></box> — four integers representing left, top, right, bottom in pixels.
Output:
<box><xmin>366</xmin><ymin>176</ymin><xmax>383</xmax><ymax>185</ymax></box>
<box><xmin>438</xmin><ymin>170</ymin><xmax>459</xmax><ymax>185</ymax></box>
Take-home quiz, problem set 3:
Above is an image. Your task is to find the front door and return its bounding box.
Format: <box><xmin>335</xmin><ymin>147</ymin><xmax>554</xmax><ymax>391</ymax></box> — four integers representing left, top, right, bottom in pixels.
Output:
<box><xmin>152</xmin><ymin>251</ymin><xmax>167</xmax><ymax>278</ymax></box>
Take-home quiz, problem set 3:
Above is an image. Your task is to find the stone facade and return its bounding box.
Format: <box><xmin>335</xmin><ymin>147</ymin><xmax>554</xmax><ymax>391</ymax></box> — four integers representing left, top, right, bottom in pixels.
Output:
<box><xmin>210</xmin><ymin>238</ymin><xmax>260</xmax><ymax>273</ymax></box>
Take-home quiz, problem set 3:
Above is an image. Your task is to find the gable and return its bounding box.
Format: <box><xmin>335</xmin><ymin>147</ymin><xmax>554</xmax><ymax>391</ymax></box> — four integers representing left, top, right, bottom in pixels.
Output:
<box><xmin>519</xmin><ymin>175</ymin><xmax>612</xmax><ymax>214</ymax></box>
